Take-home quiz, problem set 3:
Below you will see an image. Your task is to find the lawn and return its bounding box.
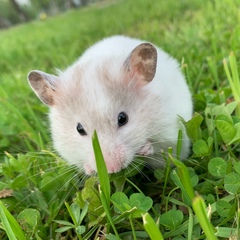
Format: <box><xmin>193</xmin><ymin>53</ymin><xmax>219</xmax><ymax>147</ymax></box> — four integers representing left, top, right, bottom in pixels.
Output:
<box><xmin>0</xmin><ymin>0</ymin><xmax>240</xmax><ymax>239</ymax></box>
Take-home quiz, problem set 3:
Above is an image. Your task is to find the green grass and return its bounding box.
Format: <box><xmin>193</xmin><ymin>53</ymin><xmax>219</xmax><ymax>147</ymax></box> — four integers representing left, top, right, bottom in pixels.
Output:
<box><xmin>0</xmin><ymin>0</ymin><xmax>240</xmax><ymax>239</ymax></box>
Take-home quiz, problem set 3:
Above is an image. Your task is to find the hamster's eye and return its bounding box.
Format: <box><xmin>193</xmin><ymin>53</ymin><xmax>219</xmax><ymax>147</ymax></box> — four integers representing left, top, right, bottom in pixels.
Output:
<box><xmin>76</xmin><ymin>123</ymin><xmax>87</xmax><ymax>136</ymax></box>
<box><xmin>118</xmin><ymin>112</ymin><xmax>128</xmax><ymax>127</ymax></box>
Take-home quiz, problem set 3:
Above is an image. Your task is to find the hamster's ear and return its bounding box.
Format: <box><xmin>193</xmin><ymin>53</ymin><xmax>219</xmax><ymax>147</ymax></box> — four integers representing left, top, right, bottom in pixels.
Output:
<box><xmin>124</xmin><ymin>43</ymin><xmax>157</xmax><ymax>86</ymax></box>
<box><xmin>28</xmin><ymin>70</ymin><xmax>58</xmax><ymax>106</ymax></box>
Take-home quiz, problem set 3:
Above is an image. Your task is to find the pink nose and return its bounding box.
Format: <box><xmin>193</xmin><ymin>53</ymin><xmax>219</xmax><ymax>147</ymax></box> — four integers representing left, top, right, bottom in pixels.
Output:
<box><xmin>84</xmin><ymin>160</ymin><xmax>122</xmax><ymax>175</ymax></box>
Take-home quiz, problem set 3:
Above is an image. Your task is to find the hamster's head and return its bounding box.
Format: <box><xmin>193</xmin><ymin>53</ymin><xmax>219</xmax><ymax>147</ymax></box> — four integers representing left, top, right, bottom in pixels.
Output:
<box><xmin>28</xmin><ymin>43</ymin><xmax>160</xmax><ymax>175</ymax></box>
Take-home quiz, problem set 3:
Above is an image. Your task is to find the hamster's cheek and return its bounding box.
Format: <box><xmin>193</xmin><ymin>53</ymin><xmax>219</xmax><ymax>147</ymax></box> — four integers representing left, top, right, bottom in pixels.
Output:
<box><xmin>83</xmin><ymin>161</ymin><xmax>96</xmax><ymax>175</ymax></box>
<box><xmin>137</xmin><ymin>141</ymin><xmax>154</xmax><ymax>156</ymax></box>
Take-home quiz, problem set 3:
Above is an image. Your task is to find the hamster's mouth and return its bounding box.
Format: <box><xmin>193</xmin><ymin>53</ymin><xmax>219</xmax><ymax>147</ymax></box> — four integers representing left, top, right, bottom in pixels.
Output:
<box><xmin>137</xmin><ymin>141</ymin><xmax>154</xmax><ymax>156</ymax></box>
<box><xmin>84</xmin><ymin>142</ymin><xmax>154</xmax><ymax>175</ymax></box>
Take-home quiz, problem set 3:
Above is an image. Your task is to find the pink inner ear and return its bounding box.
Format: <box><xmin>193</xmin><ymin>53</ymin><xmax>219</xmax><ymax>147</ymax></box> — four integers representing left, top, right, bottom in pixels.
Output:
<box><xmin>132</xmin><ymin>61</ymin><xmax>147</xmax><ymax>80</ymax></box>
<box><xmin>122</xmin><ymin>68</ymin><xmax>146</xmax><ymax>89</ymax></box>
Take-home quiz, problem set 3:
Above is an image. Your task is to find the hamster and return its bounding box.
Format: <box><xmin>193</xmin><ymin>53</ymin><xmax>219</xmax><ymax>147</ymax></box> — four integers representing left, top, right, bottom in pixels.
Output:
<box><xmin>28</xmin><ymin>35</ymin><xmax>192</xmax><ymax>175</ymax></box>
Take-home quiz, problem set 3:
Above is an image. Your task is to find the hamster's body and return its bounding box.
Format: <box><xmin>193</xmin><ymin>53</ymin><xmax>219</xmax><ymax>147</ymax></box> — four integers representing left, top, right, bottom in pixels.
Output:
<box><xmin>28</xmin><ymin>35</ymin><xmax>192</xmax><ymax>175</ymax></box>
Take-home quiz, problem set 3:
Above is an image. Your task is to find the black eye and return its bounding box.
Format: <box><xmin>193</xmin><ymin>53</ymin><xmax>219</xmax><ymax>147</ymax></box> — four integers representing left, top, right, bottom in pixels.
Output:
<box><xmin>76</xmin><ymin>123</ymin><xmax>87</xmax><ymax>136</ymax></box>
<box><xmin>118</xmin><ymin>112</ymin><xmax>128</xmax><ymax>127</ymax></box>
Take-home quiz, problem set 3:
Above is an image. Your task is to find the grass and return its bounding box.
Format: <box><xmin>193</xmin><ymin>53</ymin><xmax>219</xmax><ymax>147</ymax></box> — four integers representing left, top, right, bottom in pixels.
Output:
<box><xmin>0</xmin><ymin>0</ymin><xmax>240</xmax><ymax>239</ymax></box>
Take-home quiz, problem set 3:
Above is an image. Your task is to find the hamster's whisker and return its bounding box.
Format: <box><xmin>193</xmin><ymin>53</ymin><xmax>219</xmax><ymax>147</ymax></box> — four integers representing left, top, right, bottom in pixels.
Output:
<box><xmin>47</xmin><ymin>174</ymin><xmax>81</xmax><ymax>205</ymax></box>
<box><xmin>135</xmin><ymin>154</ymin><xmax>165</xmax><ymax>167</ymax></box>
<box><xmin>127</xmin><ymin>161</ymin><xmax>149</xmax><ymax>180</ymax></box>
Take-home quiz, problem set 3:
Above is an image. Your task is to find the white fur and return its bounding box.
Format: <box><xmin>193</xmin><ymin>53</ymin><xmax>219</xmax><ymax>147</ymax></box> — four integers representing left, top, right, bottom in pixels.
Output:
<box><xmin>29</xmin><ymin>35</ymin><xmax>193</xmax><ymax>175</ymax></box>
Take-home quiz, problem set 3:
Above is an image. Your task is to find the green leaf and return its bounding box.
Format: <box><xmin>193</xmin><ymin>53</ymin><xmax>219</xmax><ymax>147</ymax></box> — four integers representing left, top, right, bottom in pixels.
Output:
<box><xmin>192</xmin><ymin>139</ymin><xmax>209</xmax><ymax>156</ymax></box>
<box><xmin>208</xmin><ymin>157</ymin><xmax>227</xmax><ymax>177</ymax></box>
<box><xmin>54</xmin><ymin>220</ymin><xmax>74</xmax><ymax>226</ymax></box>
<box><xmin>106</xmin><ymin>233</ymin><xmax>120</xmax><ymax>240</ymax></box>
<box><xmin>215</xmin><ymin>114</ymin><xmax>233</xmax><ymax>125</ymax></box>
<box><xmin>207</xmin><ymin>136</ymin><xmax>214</xmax><ymax>150</ymax></box>
<box><xmin>111</xmin><ymin>192</ymin><xmax>153</xmax><ymax>218</ymax></box>
<box><xmin>160</xmin><ymin>210</ymin><xmax>183</xmax><ymax>230</ymax></box>
<box><xmin>212</xmin><ymin>107</ymin><xmax>233</xmax><ymax>124</ymax></box>
<box><xmin>215</xmin><ymin>227</ymin><xmax>238</xmax><ymax>238</ymax></box>
<box><xmin>8</xmin><ymin>155</ymin><xmax>23</xmax><ymax>172</ymax></box>
<box><xmin>215</xmin><ymin>200</ymin><xmax>232</xmax><ymax>217</ymax></box>
<box><xmin>229</xmin><ymin>122</ymin><xmax>240</xmax><ymax>144</ymax></box>
<box><xmin>70</xmin><ymin>202</ymin><xmax>81</xmax><ymax>225</ymax></box>
<box><xmin>79</xmin><ymin>202</ymin><xmax>89</xmax><ymax>224</ymax></box>
<box><xmin>233</xmin><ymin>162</ymin><xmax>240</xmax><ymax>174</ymax></box>
<box><xmin>111</xmin><ymin>192</ymin><xmax>129</xmax><ymax>213</ymax></box>
<box><xmin>84</xmin><ymin>176</ymin><xmax>98</xmax><ymax>188</ymax></box>
<box><xmin>182</xmin><ymin>113</ymin><xmax>203</xmax><ymax>142</ymax></box>
<box><xmin>205</xmin><ymin>107</ymin><xmax>215</xmax><ymax>135</ymax></box>
<box><xmin>75</xmin><ymin>225</ymin><xmax>86</xmax><ymax>234</ymax></box>
<box><xmin>142</xmin><ymin>213</ymin><xmax>163</xmax><ymax>240</ymax></box>
<box><xmin>129</xmin><ymin>193</ymin><xmax>153</xmax><ymax>211</ymax></box>
<box><xmin>65</xmin><ymin>201</ymin><xmax>78</xmax><ymax>226</ymax></box>
<box><xmin>224</xmin><ymin>172</ymin><xmax>240</xmax><ymax>194</ymax></box>
<box><xmin>226</xmin><ymin>101</ymin><xmax>238</xmax><ymax>115</ymax></box>
<box><xmin>55</xmin><ymin>226</ymin><xmax>74</xmax><ymax>233</ymax></box>
<box><xmin>129</xmin><ymin>193</ymin><xmax>153</xmax><ymax>218</ymax></box>
<box><xmin>17</xmin><ymin>208</ymin><xmax>41</xmax><ymax>233</ymax></box>
<box><xmin>11</xmin><ymin>175</ymin><xmax>28</xmax><ymax>188</ymax></box>
<box><xmin>81</xmin><ymin>186</ymin><xmax>102</xmax><ymax>216</ymax></box>
<box><xmin>215</xmin><ymin>120</ymin><xmax>235</xmax><ymax>144</ymax></box>
<box><xmin>188</xmin><ymin>168</ymin><xmax>199</xmax><ymax>187</ymax></box>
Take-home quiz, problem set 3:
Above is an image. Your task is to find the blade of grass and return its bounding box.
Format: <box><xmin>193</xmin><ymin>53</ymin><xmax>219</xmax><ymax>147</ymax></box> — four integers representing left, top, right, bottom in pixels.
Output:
<box><xmin>207</xmin><ymin>57</ymin><xmax>220</xmax><ymax>89</ymax></box>
<box><xmin>169</xmin><ymin>155</ymin><xmax>195</xmax><ymax>201</ymax></box>
<box><xmin>92</xmin><ymin>130</ymin><xmax>110</xmax><ymax>205</ymax></box>
<box><xmin>176</xmin><ymin>129</ymin><xmax>183</xmax><ymax>159</ymax></box>
<box><xmin>160</xmin><ymin>150</ymin><xmax>171</xmax><ymax>206</ymax></box>
<box><xmin>0</xmin><ymin>86</ymin><xmax>40</xmax><ymax>146</ymax></box>
<box><xmin>237</xmin><ymin>199</ymin><xmax>240</xmax><ymax>239</ymax></box>
<box><xmin>92</xmin><ymin>130</ymin><xmax>119</xmax><ymax>239</ymax></box>
<box><xmin>223</xmin><ymin>58</ymin><xmax>239</xmax><ymax>100</ymax></box>
<box><xmin>223</xmin><ymin>53</ymin><xmax>240</xmax><ymax>117</ymax></box>
<box><xmin>192</xmin><ymin>195</ymin><xmax>217</xmax><ymax>240</ymax></box>
<box><xmin>142</xmin><ymin>213</ymin><xmax>163</xmax><ymax>240</ymax></box>
<box><xmin>129</xmin><ymin>216</ymin><xmax>136</xmax><ymax>240</ymax></box>
<box><xmin>187</xmin><ymin>207</ymin><xmax>194</xmax><ymax>240</ymax></box>
<box><xmin>170</xmin><ymin>169</ymin><xmax>192</xmax><ymax>206</ymax></box>
<box><xmin>0</xmin><ymin>201</ymin><xmax>26</xmax><ymax>240</ymax></box>
<box><xmin>98</xmin><ymin>185</ymin><xmax>120</xmax><ymax>239</ymax></box>
<box><xmin>25</xmin><ymin>101</ymin><xmax>49</xmax><ymax>144</ymax></box>
<box><xmin>229</xmin><ymin>52</ymin><xmax>240</xmax><ymax>95</ymax></box>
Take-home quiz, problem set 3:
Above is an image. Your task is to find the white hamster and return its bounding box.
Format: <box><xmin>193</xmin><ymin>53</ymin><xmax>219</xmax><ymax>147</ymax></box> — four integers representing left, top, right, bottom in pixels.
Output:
<box><xmin>28</xmin><ymin>35</ymin><xmax>192</xmax><ymax>175</ymax></box>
